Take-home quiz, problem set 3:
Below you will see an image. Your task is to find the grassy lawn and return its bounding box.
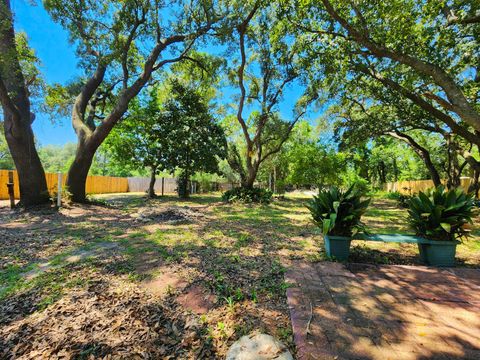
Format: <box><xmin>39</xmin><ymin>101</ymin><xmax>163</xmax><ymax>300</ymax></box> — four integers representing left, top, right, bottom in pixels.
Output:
<box><xmin>356</xmin><ymin>195</ymin><xmax>480</xmax><ymax>266</ymax></box>
<box><xmin>0</xmin><ymin>192</ymin><xmax>479</xmax><ymax>358</ymax></box>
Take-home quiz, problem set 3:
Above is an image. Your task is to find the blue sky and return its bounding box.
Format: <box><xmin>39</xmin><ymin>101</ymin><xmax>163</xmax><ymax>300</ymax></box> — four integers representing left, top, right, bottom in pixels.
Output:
<box><xmin>12</xmin><ymin>0</ymin><xmax>80</xmax><ymax>146</ymax></box>
<box><xmin>11</xmin><ymin>0</ymin><xmax>328</xmax><ymax>147</ymax></box>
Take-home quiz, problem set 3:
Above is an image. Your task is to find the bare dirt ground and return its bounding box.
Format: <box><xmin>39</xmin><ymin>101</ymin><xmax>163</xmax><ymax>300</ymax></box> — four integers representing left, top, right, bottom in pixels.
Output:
<box><xmin>0</xmin><ymin>194</ymin><xmax>314</xmax><ymax>359</ymax></box>
<box><xmin>0</xmin><ymin>193</ymin><xmax>478</xmax><ymax>359</ymax></box>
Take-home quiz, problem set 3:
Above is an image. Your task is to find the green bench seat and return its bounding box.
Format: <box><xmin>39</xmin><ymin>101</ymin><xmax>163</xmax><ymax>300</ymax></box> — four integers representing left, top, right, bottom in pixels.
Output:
<box><xmin>357</xmin><ymin>233</ymin><xmax>424</xmax><ymax>244</ymax></box>
<box><xmin>324</xmin><ymin>233</ymin><xmax>460</xmax><ymax>267</ymax></box>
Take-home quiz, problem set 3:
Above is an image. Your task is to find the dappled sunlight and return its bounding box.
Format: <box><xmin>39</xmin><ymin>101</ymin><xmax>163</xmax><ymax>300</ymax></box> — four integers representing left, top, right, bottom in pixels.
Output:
<box><xmin>1</xmin><ymin>193</ymin><xmax>313</xmax><ymax>357</ymax></box>
<box><xmin>1</xmin><ymin>193</ymin><xmax>479</xmax><ymax>358</ymax></box>
<box><xmin>287</xmin><ymin>261</ymin><xmax>480</xmax><ymax>359</ymax></box>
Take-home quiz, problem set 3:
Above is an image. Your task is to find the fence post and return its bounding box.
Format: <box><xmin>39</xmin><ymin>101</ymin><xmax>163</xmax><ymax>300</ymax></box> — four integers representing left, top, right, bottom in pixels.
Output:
<box><xmin>57</xmin><ymin>172</ymin><xmax>62</xmax><ymax>207</ymax></box>
<box><xmin>161</xmin><ymin>177</ymin><xmax>165</xmax><ymax>196</ymax></box>
<box><xmin>7</xmin><ymin>171</ymin><xmax>15</xmax><ymax>209</ymax></box>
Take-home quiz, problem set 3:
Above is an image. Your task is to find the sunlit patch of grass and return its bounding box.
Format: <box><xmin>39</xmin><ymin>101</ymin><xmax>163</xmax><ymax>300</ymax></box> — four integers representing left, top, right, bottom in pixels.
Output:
<box><xmin>0</xmin><ymin>264</ymin><xmax>30</xmax><ymax>299</ymax></box>
<box><xmin>0</xmin><ymin>261</ymin><xmax>91</xmax><ymax>309</ymax></box>
<box><xmin>127</xmin><ymin>231</ymin><xmax>149</xmax><ymax>239</ymax></box>
<box><xmin>109</xmin><ymin>229</ymin><xmax>125</xmax><ymax>236</ymax></box>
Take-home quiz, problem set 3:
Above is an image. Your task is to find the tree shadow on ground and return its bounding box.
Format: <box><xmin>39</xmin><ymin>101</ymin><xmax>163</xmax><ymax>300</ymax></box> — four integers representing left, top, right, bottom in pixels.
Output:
<box><xmin>1</xmin><ymin>194</ymin><xmax>479</xmax><ymax>358</ymax></box>
<box><xmin>287</xmin><ymin>260</ymin><xmax>480</xmax><ymax>359</ymax></box>
<box><xmin>0</xmin><ymin>195</ymin><xmax>308</xmax><ymax>358</ymax></box>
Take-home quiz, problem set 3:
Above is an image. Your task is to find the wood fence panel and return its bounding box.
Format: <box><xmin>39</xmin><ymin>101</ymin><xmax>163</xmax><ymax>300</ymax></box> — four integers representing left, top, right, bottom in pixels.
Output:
<box><xmin>85</xmin><ymin>175</ymin><xmax>128</xmax><ymax>194</ymax></box>
<box><xmin>384</xmin><ymin>178</ymin><xmax>473</xmax><ymax>195</ymax></box>
<box><xmin>127</xmin><ymin>177</ymin><xmax>178</xmax><ymax>194</ymax></box>
<box><xmin>0</xmin><ymin>170</ymin><xmax>128</xmax><ymax>199</ymax></box>
<box><xmin>0</xmin><ymin>170</ymin><xmax>19</xmax><ymax>199</ymax></box>
<box><xmin>1</xmin><ymin>170</ymin><xmax>230</xmax><ymax>200</ymax></box>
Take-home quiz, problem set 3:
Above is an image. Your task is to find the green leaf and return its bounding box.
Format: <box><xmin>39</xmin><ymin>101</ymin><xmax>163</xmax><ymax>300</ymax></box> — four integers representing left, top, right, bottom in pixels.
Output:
<box><xmin>440</xmin><ymin>223</ymin><xmax>451</xmax><ymax>233</ymax></box>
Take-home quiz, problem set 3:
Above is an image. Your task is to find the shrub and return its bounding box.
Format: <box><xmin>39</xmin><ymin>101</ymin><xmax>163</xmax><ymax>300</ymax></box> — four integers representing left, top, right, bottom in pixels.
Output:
<box><xmin>407</xmin><ymin>186</ymin><xmax>475</xmax><ymax>241</ymax></box>
<box><xmin>222</xmin><ymin>187</ymin><xmax>273</xmax><ymax>203</ymax></box>
<box><xmin>306</xmin><ymin>184</ymin><xmax>370</xmax><ymax>237</ymax></box>
<box><xmin>350</xmin><ymin>178</ymin><xmax>371</xmax><ymax>196</ymax></box>
<box><xmin>385</xmin><ymin>191</ymin><xmax>412</xmax><ymax>208</ymax></box>
<box><xmin>385</xmin><ymin>191</ymin><xmax>402</xmax><ymax>200</ymax></box>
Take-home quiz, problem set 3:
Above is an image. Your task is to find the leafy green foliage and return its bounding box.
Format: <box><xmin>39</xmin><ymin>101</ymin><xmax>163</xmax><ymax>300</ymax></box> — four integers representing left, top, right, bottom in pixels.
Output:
<box><xmin>0</xmin><ymin>124</ymin><xmax>14</xmax><ymax>170</ymax></box>
<box><xmin>351</xmin><ymin>178</ymin><xmax>371</xmax><ymax>196</ymax></box>
<box><xmin>285</xmin><ymin>142</ymin><xmax>346</xmax><ymax>188</ymax></box>
<box><xmin>38</xmin><ymin>143</ymin><xmax>76</xmax><ymax>173</ymax></box>
<box><xmin>105</xmin><ymin>79</ymin><xmax>227</xmax><ymax>197</ymax></box>
<box><xmin>307</xmin><ymin>184</ymin><xmax>370</xmax><ymax>236</ymax></box>
<box><xmin>385</xmin><ymin>191</ymin><xmax>412</xmax><ymax>208</ymax></box>
<box><xmin>407</xmin><ymin>186</ymin><xmax>476</xmax><ymax>241</ymax></box>
<box><xmin>222</xmin><ymin>187</ymin><xmax>273</xmax><ymax>204</ymax></box>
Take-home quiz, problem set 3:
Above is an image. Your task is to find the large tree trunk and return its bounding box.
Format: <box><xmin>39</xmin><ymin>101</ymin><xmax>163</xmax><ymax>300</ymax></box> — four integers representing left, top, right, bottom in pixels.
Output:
<box><xmin>458</xmin><ymin>148</ymin><xmax>480</xmax><ymax>198</ymax></box>
<box><xmin>3</xmin><ymin>115</ymin><xmax>49</xmax><ymax>206</ymax></box>
<box><xmin>389</xmin><ymin>131</ymin><xmax>442</xmax><ymax>187</ymax></box>
<box><xmin>241</xmin><ymin>170</ymin><xmax>256</xmax><ymax>189</ymax></box>
<box><xmin>469</xmin><ymin>169</ymin><xmax>480</xmax><ymax>199</ymax></box>
<box><xmin>177</xmin><ymin>169</ymin><xmax>190</xmax><ymax>198</ymax></box>
<box><xmin>241</xmin><ymin>153</ymin><xmax>258</xmax><ymax>189</ymax></box>
<box><xmin>0</xmin><ymin>0</ymin><xmax>49</xmax><ymax>206</ymax></box>
<box><xmin>392</xmin><ymin>157</ymin><xmax>399</xmax><ymax>182</ymax></box>
<box><xmin>148</xmin><ymin>166</ymin><xmax>157</xmax><ymax>198</ymax></box>
<box><xmin>445</xmin><ymin>136</ymin><xmax>467</xmax><ymax>189</ymax></box>
<box><xmin>66</xmin><ymin>139</ymin><xmax>97</xmax><ymax>203</ymax></box>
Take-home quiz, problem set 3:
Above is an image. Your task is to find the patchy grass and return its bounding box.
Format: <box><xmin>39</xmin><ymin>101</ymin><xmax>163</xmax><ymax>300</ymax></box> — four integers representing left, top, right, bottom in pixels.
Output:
<box><xmin>354</xmin><ymin>196</ymin><xmax>480</xmax><ymax>266</ymax></box>
<box><xmin>0</xmin><ymin>192</ymin><xmax>478</xmax><ymax>358</ymax></box>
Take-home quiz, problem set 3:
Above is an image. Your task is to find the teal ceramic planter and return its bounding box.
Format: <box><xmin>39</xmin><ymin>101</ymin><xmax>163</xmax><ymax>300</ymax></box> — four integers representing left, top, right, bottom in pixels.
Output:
<box><xmin>324</xmin><ymin>235</ymin><xmax>351</xmax><ymax>261</ymax></box>
<box><xmin>417</xmin><ymin>239</ymin><xmax>460</xmax><ymax>267</ymax></box>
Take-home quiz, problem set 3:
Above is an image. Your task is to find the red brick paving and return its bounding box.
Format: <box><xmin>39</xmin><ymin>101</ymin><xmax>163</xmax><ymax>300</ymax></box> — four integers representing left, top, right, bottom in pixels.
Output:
<box><xmin>285</xmin><ymin>262</ymin><xmax>480</xmax><ymax>360</ymax></box>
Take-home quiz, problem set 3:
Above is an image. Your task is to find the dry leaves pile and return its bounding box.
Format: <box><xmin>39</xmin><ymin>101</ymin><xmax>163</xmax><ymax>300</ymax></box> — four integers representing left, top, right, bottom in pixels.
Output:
<box><xmin>132</xmin><ymin>206</ymin><xmax>204</xmax><ymax>224</ymax></box>
<box><xmin>0</xmin><ymin>277</ymin><xmax>213</xmax><ymax>359</ymax></box>
<box><xmin>0</xmin><ymin>197</ymin><xmax>296</xmax><ymax>359</ymax></box>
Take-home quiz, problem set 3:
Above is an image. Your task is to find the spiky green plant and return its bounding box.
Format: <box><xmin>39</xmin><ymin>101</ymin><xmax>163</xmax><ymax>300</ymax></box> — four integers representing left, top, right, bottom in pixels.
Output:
<box><xmin>407</xmin><ymin>186</ymin><xmax>475</xmax><ymax>241</ymax></box>
<box><xmin>306</xmin><ymin>184</ymin><xmax>370</xmax><ymax>237</ymax></box>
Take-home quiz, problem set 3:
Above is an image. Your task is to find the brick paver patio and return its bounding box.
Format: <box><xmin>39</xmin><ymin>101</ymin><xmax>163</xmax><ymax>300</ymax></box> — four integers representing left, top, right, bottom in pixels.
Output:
<box><xmin>285</xmin><ymin>262</ymin><xmax>480</xmax><ymax>360</ymax></box>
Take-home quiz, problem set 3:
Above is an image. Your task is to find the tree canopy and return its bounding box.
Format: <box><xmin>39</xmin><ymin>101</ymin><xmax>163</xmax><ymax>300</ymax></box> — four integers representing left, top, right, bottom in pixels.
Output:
<box><xmin>1</xmin><ymin>0</ymin><xmax>479</xmax><ymax>204</ymax></box>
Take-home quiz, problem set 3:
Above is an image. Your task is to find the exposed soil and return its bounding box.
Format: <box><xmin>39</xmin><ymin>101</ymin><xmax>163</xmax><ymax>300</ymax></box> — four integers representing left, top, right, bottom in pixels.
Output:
<box><xmin>0</xmin><ymin>194</ymin><xmax>478</xmax><ymax>359</ymax></box>
<box><xmin>0</xmin><ymin>195</ymin><xmax>296</xmax><ymax>359</ymax></box>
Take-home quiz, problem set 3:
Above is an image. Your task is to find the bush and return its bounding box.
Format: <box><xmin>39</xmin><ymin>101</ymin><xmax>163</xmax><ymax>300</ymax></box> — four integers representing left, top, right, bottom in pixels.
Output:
<box><xmin>350</xmin><ymin>178</ymin><xmax>371</xmax><ymax>196</ymax></box>
<box><xmin>385</xmin><ymin>191</ymin><xmax>412</xmax><ymax>208</ymax></box>
<box><xmin>407</xmin><ymin>186</ymin><xmax>475</xmax><ymax>241</ymax></box>
<box><xmin>306</xmin><ymin>184</ymin><xmax>370</xmax><ymax>237</ymax></box>
<box><xmin>385</xmin><ymin>191</ymin><xmax>402</xmax><ymax>200</ymax></box>
<box><xmin>222</xmin><ymin>187</ymin><xmax>273</xmax><ymax>204</ymax></box>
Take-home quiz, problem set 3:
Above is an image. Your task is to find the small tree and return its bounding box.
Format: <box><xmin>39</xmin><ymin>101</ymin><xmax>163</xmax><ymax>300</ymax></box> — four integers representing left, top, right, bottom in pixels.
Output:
<box><xmin>104</xmin><ymin>92</ymin><xmax>167</xmax><ymax>198</ymax></box>
<box><xmin>44</xmin><ymin>0</ymin><xmax>217</xmax><ymax>202</ymax></box>
<box><xmin>106</xmin><ymin>80</ymin><xmax>226</xmax><ymax>198</ymax></box>
<box><xmin>161</xmin><ymin>80</ymin><xmax>227</xmax><ymax>198</ymax></box>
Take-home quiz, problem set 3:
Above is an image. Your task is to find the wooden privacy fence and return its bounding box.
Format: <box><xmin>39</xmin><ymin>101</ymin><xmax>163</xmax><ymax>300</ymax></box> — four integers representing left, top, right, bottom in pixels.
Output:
<box><xmin>0</xmin><ymin>170</ymin><xmax>128</xmax><ymax>200</ymax></box>
<box><xmin>384</xmin><ymin>178</ymin><xmax>474</xmax><ymax>195</ymax></box>
<box><xmin>0</xmin><ymin>170</ymin><xmax>234</xmax><ymax>200</ymax></box>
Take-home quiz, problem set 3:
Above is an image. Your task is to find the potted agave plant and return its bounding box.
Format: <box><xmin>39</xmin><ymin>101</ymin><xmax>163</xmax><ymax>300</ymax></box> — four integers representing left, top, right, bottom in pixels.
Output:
<box><xmin>407</xmin><ymin>186</ymin><xmax>476</xmax><ymax>267</ymax></box>
<box><xmin>307</xmin><ymin>184</ymin><xmax>370</xmax><ymax>261</ymax></box>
